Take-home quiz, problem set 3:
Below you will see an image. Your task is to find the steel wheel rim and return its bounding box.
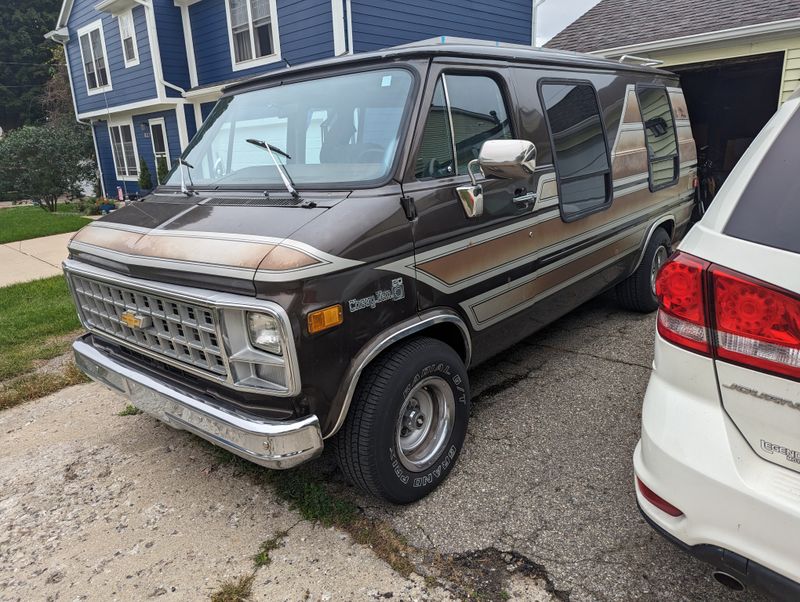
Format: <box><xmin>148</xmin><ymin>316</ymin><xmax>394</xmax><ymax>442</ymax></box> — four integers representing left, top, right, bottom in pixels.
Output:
<box><xmin>395</xmin><ymin>376</ymin><xmax>455</xmax><ymax>472</ymax></box>
<box><xmin>651</xmin><ymin>246</ymin><xmax>668</xmax><ymax>295</ymax></box>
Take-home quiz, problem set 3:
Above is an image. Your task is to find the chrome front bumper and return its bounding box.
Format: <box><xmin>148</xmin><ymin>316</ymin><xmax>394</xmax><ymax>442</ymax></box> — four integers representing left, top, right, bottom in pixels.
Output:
<box><xmin>73</xmin><ymin>337</ymin><xmax>323</xmax><ymax>469</ymax></box>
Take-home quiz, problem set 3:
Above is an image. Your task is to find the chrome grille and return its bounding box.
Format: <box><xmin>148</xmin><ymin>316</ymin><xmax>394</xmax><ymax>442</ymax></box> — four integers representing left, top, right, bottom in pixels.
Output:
<box><xmin>69</xmin><ymin>274</ymin><xmax>228</xmax><ymax>378</ymax></box>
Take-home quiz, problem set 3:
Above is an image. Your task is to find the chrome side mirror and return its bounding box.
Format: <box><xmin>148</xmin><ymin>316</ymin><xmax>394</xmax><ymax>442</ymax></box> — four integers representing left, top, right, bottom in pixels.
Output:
<box><xmin>479</xmin><ymin>139</ymin><xmax>537</xmax><ymax>180</ymax></box>
<box><xmin>456</xmin><ymin>140</ymin><xmax>537</xmax><ymax>219</ymax></box>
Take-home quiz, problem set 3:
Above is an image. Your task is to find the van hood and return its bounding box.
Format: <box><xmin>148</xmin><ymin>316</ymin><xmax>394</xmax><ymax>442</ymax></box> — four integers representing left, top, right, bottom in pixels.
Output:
<box><xmin>67</xmin><ymin>192</ymin><xmax>354</xmax><ymax>293</ymax></box>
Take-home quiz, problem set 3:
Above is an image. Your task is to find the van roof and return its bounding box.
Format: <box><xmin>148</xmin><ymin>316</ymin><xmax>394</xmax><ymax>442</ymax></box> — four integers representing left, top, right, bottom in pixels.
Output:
<box><xmin>222</xmin><ymin>37</ymin><xmax>672</xmax><ymax>95</ymax></box>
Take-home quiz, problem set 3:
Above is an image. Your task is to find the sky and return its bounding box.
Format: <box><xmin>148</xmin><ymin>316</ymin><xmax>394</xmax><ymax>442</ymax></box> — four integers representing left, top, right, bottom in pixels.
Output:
<box><xmin>535</xmin><ymin>0</ymin><xmax>603</xmax><ymax>46</ymax></box>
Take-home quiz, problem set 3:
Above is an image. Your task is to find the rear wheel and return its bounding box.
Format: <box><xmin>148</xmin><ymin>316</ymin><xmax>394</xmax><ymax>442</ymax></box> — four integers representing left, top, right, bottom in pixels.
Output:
<box><xmin>616</xmin><ymin>228</ymin><xmax>671</xmax><ymax>313</ymax></box>
<box><xmin>333</xmin><ymin>337</ymin><xmax>470</xmax><ymax>504</ymax></box>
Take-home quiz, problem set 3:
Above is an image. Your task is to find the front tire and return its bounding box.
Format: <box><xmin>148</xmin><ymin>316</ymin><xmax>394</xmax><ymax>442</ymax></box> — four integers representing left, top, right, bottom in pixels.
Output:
<box><xmin>333</xmin><ymin>337</ymin><xmax>470</xmax><ymax>504</ymax></box>
<box><xmin>616</xmin><ymin>227</ymin><xmax>671</xmax><ymax>313</ymax></box>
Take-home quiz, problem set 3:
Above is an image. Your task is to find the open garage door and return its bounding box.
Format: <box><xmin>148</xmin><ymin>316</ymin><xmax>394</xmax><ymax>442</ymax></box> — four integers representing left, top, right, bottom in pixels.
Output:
<box><xmin>671</xmin><ymin>52</ymin><xmax>784</xmax><ymax>207</ymax></box>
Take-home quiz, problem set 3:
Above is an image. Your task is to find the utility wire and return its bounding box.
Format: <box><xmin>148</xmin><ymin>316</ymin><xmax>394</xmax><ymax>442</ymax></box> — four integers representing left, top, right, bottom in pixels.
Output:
<box><xmin>0</xmin><ymin>61</ymin><xmax>66</xmax><ymax>66</ymax></box>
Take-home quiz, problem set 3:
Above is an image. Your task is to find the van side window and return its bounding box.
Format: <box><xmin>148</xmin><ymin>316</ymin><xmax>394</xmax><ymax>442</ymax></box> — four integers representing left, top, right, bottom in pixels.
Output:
<box><xmin>636</xmin><ymin>86</ymin><xmax>679</xmax><ymax>190</ymax></box>
<box><xmin>540</xmin><ymin>82</ymin><xmax>612</xmax><ymax>220</ymax></box>
<box><xmin>416</xmin><ymin>74</ymin><xmax>513</xmax><ymax>179</ymax></box>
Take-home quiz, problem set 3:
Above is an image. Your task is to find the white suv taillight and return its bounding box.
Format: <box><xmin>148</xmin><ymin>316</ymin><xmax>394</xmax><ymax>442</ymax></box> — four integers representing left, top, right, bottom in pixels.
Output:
<box><xmin>655</xmin><ymin>252</ymin><xmax>800</xmax><ymax>380</ymax></box>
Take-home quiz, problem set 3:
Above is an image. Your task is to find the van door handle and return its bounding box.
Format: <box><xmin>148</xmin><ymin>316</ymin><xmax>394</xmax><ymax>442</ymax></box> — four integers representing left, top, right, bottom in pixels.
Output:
<box><xmin>512</xmin><ymin>191</ymin><xmax>537</xmax><ymax>210</ymax></box>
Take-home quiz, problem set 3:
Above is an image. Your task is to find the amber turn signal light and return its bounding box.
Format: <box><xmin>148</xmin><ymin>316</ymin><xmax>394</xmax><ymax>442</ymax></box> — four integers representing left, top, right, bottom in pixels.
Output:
<box><xmin>308</xmin><ymin>304</ymin><xmax>343</xmax><ymax>334</ymax></box>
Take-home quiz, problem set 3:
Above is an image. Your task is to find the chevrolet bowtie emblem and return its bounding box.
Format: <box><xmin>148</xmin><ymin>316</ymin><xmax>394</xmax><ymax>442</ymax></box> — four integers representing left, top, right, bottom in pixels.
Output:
<box><xmin>120</xmin><ymin>310</ymin><xmax>150</xmax><ymax>330</ymax></box>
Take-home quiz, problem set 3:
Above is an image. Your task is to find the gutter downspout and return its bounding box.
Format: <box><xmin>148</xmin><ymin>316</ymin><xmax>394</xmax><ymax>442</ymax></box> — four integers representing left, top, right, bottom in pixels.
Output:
<box><xmin>133</xmin><ymin>0</ymin><xmax>188</xmax><ymax>97</ymax></box>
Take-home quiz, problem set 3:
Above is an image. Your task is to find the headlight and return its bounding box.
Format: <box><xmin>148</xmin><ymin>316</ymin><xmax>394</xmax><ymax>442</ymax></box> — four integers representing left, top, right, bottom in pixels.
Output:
<box><xmin>247</xmin><ymin>312</ymin><xmax>282</xmax><ymax>355</ymax></box>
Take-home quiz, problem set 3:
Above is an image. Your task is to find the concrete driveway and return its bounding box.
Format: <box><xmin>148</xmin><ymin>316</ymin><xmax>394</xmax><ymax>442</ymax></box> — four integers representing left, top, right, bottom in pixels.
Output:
<box><xmin>1</xmin><ymin>294</ymin><xmax>770</xmax><ymax>601</ymax></box>
<box><xmin>361</xmin><ymin>294</ymin><xmax>765</xmax><ymax>602</ymax></box>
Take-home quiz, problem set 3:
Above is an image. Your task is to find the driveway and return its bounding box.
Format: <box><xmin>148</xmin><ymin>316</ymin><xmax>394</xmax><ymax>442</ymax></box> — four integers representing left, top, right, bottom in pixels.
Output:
<box><xmin>364</xmin><ymin>294</ymin><xmax>765</xmax><ymax>601</ymax></box>
<box><xmin>1</xmin><ymin>295</ymin><xmax>767</xmax><ymax>601</ymax></box>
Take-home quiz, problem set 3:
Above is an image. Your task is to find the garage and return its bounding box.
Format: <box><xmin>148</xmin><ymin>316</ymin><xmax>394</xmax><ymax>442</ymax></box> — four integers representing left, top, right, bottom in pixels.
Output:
<box><xmin>546</xmin><ymin>0</ymin><xmax>800</xmax><ymax>208</ymax></box>
<box><xmin>671</xmin><ymin>52</ymin><xmax>785</xmax><ymax>200</ymax></box>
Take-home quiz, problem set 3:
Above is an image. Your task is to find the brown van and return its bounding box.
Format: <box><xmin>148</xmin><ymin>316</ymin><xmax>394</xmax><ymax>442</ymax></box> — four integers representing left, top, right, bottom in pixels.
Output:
<box><xmin>66</xmin><ymin>39</ymin><xmax>697</xmax><ymax>503</ymax></box>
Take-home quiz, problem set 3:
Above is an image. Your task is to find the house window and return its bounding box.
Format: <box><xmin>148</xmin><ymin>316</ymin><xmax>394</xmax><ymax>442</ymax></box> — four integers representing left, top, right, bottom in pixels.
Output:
<box><xmin>226</xmin><ymin>0</ymin><xmax>280</xmax><ymax>69</ymax></box>
<box><xmin>149</xmin><ymin>119</ymin><xmax>170</xmax><ymax>182</ymax></box>
<box><xmin>118</xmin><ymin>10</ymin><xmax>138</xmax><ymax>67</ymax></box>
<box><xmin>109</xmin><ymin>123</ymin><xmax>138</xmax><ymax>179</ymax></box>
<box><xmin>636</xmin><ymin>86</ymin><xmax>679</xmax><ymax>190</ymax></box>
<box><xmin>540</xmin><ymin>81</ymin><xmax>612</xmax><ymax>221</ymax></box>
<box><xmin>78</xmin><ymin>22</ymin><xmax>111</xmax><ymax>94</ymax></box>
<box><xmin>415</xmin><ymin>74</ymin><xmax>513</xmax><ymax>179</ymax></box>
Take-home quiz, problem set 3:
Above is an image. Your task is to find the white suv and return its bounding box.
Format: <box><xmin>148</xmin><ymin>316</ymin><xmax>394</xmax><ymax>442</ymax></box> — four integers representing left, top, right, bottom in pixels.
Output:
<box><xmin>635</xmin><ymin>90</ymin><xmax>800</xmax><ymax>600</ymax></box>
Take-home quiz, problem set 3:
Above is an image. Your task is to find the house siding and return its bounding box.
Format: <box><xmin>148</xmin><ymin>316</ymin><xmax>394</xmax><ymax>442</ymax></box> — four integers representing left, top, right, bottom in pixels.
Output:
<box><xmin>153</xmin><ymin>0</ymin><xmax>191</xmax><ymax>94</ymax></box>
<box><xmin>190</xmin><ymin>0</ymin><xmax>334</xmax><ymax>86</ymax></box>
<box><xmin>67</xmin><ymin>1</ymin><xmax>158</xmax><ymax>116</ymax></box>
<box><xmin>94</xmin><ymin>109</ymin><xmax>182</xmax><ymax>196</ymax></box>
<box><xmin>133</xmin><ymin>109</ymin><xmax>183</xmax><ymax>184</ymax></box>
<box><xmin>782</xmin><ymin>47</ymin><xmax>800</xmax><ymax>102</ymax></box>
<box><xmin>93</xmin><ymin>121</ymin><xmax>135</xmax><ymax>198</ymax></box>
<box><xmin>184</xmin><ymin>104</ymin><xmax>198</xmax><ymax>139</ymax></box>
<box><xmin>349</xmin><ymin>0</ymin><xmax>532</xmax><ymax>52</ymax></box>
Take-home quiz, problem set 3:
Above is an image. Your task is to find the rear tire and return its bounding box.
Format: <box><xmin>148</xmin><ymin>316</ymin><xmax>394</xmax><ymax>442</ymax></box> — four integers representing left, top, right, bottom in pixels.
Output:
<box><xmin>333</xmin><ymin>337</ymin><xmax>470</xmax><ymax>504</ymax></box>
<box><xmin>616</xmin><ymin>227</ymin><xmax>671</xmax><ymax>313</ymax></box>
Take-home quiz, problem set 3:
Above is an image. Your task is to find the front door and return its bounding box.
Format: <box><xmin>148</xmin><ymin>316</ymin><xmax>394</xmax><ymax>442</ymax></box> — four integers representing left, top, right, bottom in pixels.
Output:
<box><xmin>398</xmin><ymin>64</ymin><xmax>543</xmax><ymax>331</ymax></box>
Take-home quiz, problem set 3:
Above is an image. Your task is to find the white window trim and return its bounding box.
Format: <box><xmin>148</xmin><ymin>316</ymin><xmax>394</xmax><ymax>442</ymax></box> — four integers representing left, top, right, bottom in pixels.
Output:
<box><xmin>223</xmin><ymin>0</ymin><xmax>282</xmax><ymax>72</ymax></box>
<box><xmin>118</xmin><ymin>9</ymin><xmax>139</xmax><ymax>68</ymax></box>
<box><xmin>108</xmin><ymin>119</ymin><xmax>139</xmax><ymax>182</ymax></box>
<box><xmin>148</xmin><ymin>117</ymin><xmax>171</xmax><ymax>176</ymax></box>
<box><xmin>77</xmin><ymin>19</ymin><xmax>113</xmax><ymax>96</ymax></box>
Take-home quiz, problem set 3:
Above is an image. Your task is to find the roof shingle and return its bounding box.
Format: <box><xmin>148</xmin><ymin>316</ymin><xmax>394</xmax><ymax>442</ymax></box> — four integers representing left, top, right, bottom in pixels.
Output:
<box><xmin>545</xmin><ymin>0</ymin><xmax>800</xmax><ymax>53</ymax></box>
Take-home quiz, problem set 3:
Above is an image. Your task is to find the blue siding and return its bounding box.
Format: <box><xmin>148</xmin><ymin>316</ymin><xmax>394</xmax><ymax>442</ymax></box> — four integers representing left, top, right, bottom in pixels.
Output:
<box><xmin>153</xmin><ymin>0</ymin><xmax>191</xmax><ymax>94</ymax></box>
<box><xmin>132</xmin><ymin>109</ymin><xmax>183</xmax><ymax>185</ymax></box>
<box><xmin>200</xmin><ymin>102</ymin><xmax>216</xmax><ymax>121</ymax></box>
<box><xmin>94</xmin><ymin>121</ymin><xmax>140</xmax><ymax>198</ymax></box>
<box><xmin>67</xmin><ymin>1</ymin><xmax>158</xmax><ymax>115</ymax></box>
<box><xmin>190</xmin><ymin>0</ymin><xmax>334</xmax><ymax>86</ymax></box>
<box><xmin>184</xmin><ymin>104</ymin><xmax>198</xmax><ymax>140</ymax></box>
<box><xmin>349</xmin><ymin>0</ymin><xmax>532</xmax><ymax>52</ymax></box>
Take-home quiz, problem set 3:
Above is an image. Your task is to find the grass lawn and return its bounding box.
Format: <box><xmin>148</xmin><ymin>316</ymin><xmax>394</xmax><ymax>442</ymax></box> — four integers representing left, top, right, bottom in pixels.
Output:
<box><xmin>0</xmin><ymin>205</ymin><xmax>91</xmax><ymax>244</ymax></box>
<box><xmin>0</xmin><ymin>275</ymin><xmax>84</xmax><ymax>382</ymax></box>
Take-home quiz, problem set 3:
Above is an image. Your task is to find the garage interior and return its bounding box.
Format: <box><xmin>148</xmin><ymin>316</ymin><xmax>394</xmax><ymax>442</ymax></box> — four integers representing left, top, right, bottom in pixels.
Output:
<box><xmin>671</xmin><ymin>52</ymin><xmax>785</xmax><ymax>199</ymax></box>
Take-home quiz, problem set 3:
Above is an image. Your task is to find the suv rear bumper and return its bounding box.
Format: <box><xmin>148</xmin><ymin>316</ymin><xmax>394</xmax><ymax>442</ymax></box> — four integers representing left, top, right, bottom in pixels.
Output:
<box><xmin>74</xmin><ymin>335</ymin><xmax>323</xmax><ymax>469</ymax></box>
<box><xmin>638</xmin><ymin>503</ymin><xmax>800</xmax><ymax>601</ymax></box>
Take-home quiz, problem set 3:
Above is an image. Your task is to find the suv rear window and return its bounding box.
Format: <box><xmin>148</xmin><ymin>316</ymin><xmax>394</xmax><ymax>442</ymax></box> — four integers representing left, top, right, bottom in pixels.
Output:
<box><xmin>724</xmin><ymin>105</ymin><xmax>800</xmax><ymax>254</ymax></box>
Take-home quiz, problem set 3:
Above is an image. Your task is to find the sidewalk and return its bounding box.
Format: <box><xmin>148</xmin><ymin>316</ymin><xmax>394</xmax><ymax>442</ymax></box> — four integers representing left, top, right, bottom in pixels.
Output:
<box><xmin>0</xmin><ymin>232</ymin><xmax>73</xmax><ymax>287</ymax></box>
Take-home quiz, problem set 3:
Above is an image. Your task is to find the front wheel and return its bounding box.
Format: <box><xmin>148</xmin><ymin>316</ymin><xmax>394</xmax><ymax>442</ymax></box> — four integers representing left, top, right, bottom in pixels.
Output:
<box><xmin>333</xmin><ymin>337</ymin><xmax>470</xmax><ymax>504</ymax></box>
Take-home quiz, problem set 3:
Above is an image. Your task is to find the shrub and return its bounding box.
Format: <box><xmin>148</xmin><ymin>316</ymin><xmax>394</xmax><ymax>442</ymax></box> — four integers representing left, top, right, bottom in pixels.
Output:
<box><xmin>156</xmin><ymin>156</ymin><xmax>169</xmax><ymax>185</ymax></box>
<box><xmin>138</xmin><ymin>156</ymin><xmax>153</xmax><ymax>191</ymax></box>
<box><xmin>0</xmin><ymin>122</ymin><xmax>94</xmax><ymax>212</ymax></box>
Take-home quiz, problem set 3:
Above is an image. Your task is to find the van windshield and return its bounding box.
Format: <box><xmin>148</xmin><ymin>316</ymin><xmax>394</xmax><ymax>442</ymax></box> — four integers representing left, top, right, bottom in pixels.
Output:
<box><xmin>164</xmin><ymin>69</ymin><xmax>414</xmax><ymax>189</ymax></box>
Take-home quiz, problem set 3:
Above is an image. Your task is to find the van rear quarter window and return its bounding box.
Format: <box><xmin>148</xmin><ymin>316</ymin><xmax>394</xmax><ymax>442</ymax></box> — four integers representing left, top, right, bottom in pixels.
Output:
<box><xmin>724</xmin><ymin>105</ymin><xmax>800</xmax><ymax>255</ymax></box>
<box><xmin>636</xmin><ymin>85</ymin><xmax>679</xmax><ymax>190</ymax></box>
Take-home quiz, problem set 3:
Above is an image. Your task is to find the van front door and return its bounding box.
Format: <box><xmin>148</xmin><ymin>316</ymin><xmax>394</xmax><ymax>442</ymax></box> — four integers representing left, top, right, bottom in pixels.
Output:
<box><xmin>396</xmin><ymin>67</ymin><xmax>546</xmax><ymax>328</ymax></box>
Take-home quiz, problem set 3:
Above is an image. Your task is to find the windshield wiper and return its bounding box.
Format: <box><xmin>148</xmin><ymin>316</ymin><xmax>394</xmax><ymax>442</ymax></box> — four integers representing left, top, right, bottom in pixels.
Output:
<box><xmin>178</xmin><ymin>158</ymin><xmax>197</xmax><ymax>197</ymax></box>
<box><xmin>246</xmin><ymin>138</ymin><xmax>300</xmax><ymax>200</ymax></box>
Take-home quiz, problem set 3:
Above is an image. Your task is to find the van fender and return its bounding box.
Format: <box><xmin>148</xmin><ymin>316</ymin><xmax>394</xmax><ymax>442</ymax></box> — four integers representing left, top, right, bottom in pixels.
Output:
<box><xmin>630</xmin><ymin>215</ymin><xmax>675</xmax><ymax>276</ymax></box>
<box><xmin>325</xmin><ymin>308</ymin><xmax>472</xmax><ymax>438</ymax></box>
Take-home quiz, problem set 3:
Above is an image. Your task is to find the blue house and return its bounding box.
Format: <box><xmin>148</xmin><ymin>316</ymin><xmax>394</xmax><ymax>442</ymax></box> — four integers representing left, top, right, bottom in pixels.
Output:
<box><xmin>46</xmin><ymin>0</ymin><xmax>536</xmax><ymax>198</ymax></box>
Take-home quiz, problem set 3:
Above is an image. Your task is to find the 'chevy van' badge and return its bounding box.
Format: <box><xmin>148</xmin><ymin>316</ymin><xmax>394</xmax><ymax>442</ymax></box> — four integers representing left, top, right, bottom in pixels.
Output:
<box><xmin>120</xmin><ymin>310</ymin><xmax>150</xmax><ymax>330</ymax></box>
<box><xmin>348</xmin><ymin>278</ymin><xmax>405</xmax><ymax>313</ymax></box>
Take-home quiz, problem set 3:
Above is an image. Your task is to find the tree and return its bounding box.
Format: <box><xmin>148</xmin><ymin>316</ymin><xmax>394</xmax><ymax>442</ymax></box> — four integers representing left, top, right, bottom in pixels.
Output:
<box><xmin>42</xmin><ymin>45</ymin><xmax>73</xmax><ymax>125</ymax></box>
<box><xmin>0</xmin><ymin>121</ymin><xmax>96</xmax><ymax>211</ymax></box>
<box><xmin>157</xmin><ymin>156</ymin><xmax>169</xmax><ymax>185</ymax></box>
<box><xmin>0</xmin><ymin>0</ymin><xmax>63</xmax><ymax>129</ymax></box>
<box><xmin>138</xmin><ymin>156</ymin><xmax>153</xmax><ymax>190</ymax></box>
